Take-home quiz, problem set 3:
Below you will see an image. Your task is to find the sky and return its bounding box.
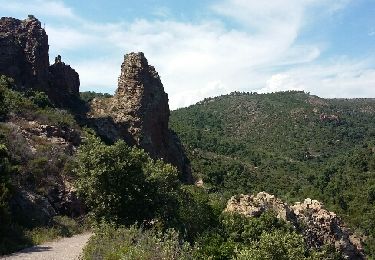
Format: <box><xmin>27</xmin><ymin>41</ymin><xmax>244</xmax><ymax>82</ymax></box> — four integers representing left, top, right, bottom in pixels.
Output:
<box><xmin>1</xmin><ymin>0</ymin><xmax>374</xmax><ymax>109</ymax></box>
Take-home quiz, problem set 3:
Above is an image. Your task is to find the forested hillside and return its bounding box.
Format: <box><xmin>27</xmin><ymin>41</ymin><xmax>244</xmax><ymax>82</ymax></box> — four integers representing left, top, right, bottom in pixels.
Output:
<box><xmin>170</xmin><ymin>91</ymin><xmax>375</xmax><ymax>255</ymax></box>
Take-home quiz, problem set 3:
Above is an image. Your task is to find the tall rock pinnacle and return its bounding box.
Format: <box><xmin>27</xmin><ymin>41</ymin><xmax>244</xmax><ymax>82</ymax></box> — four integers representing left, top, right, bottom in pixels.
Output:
<box><xmin>89</xmin><ymin>52</ymin><xmax>192</xmax><ymax>183</ymax></box>
<box><xmin>0</xmin><ymin>16</ymin><xmax>49</xmax><ymax>90</ymax></box>
<box><xmin>0</xmin><ymin>16</ymin><xmax>80</xmax><ymax>107</ymax></box>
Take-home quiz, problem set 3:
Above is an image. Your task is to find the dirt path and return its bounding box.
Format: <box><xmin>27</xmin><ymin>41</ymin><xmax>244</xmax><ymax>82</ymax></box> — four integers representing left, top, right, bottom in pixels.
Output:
<box><xmin>1</xmin><ymin>233</ymin><xmax>92</xmax><ymax>260</ymax></box>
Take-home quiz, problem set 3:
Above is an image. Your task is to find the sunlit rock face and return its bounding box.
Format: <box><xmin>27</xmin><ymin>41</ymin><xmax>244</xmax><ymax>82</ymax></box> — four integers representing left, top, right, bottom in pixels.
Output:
<box><xmin>225</xmin><ymin>192</ymin><xmax>365</xmax><ymax>260</ymax></box>
<box><xmin>0</xmin><ymin>16</ymin><xmax>49</xmax><ymax>90</ymax></box>
<box><xmin>89</xmin><ymin>52</ymin><xmax>192</xmax><ymax>183</ymax></box>
<box><xmin>0</xmin><ymin>16</ymin><xmax>80</xmax><ymax>107</ymax></box>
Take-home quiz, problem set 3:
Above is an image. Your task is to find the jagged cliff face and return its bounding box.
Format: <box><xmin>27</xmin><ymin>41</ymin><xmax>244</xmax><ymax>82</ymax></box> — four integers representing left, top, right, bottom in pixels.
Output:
<box><xmin>49</xmin><ymin>55</ymin><xmax>80</xmax><ymax>106</ymax></box>
<box><xmin>0</xmin><ymin>16</ymin><xmax>49</xmax><ymax>90</ymax></box>
<box><xmin>89</xmin><ymin>52</ymin><xmax>192</xmax><ymax>183</ymax></box>
<box><xmin>0</xmin><ymin>16</ymin><xmax>79</xmax><ymax>106</ymax></box>
<box><xmin>0</xmin><ymin>15</ymin><xmax>192</xmax><ymax>182</ymax></box>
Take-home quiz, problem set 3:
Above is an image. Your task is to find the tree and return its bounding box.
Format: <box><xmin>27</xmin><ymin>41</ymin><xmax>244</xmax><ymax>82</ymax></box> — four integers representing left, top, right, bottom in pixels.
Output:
<box><xmin>74</xmin><ymin>134</ymin><xmax>179</xmax><ymax>225</ymax></box>
<box><xmin>0</xmin><ymin>143</ymin><xmax>16</xmax><ymax>253</ymax></box>
<box><xmin>0</xmin><ymin>76</ymin><xmax>11</xmax><ymax>120</ymax></box>
<box><xmin>236</xmin><ymin>230</ymin><xmax>308</xmax><ymax>260</ymax></box>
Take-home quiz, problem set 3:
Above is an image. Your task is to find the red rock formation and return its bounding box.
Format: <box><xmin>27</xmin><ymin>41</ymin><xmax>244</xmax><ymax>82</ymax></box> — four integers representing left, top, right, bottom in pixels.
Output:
<box><xmin>89</xmin><ymin>52</ymin><xmax>192</xmax><ymax>183</ymax></box>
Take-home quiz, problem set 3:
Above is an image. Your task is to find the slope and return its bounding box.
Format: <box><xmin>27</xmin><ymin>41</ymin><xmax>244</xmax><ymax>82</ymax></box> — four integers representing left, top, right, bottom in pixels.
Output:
<box><xmin>170</xmin><ymin>91</ymin><xmax>375</xmax><ymax>255</ymax></box>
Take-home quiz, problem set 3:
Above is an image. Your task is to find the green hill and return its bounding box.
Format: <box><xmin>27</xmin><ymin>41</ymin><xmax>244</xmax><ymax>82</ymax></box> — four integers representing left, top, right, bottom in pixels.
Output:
<box><xmin>170</xmin><ymin>91</ymin><xmax>375</xmax><ymax>254</ymax></box>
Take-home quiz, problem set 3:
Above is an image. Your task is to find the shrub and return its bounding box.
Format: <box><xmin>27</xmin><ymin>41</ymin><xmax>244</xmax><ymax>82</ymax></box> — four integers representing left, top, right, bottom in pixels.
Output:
<box><xmin>0</xmin><ymin>77</ymin><xmax>9</xmax><ymax>120</ymax></box>
<box><xmin>75</xmin><ymin>133</ymin><xmax>180</xmax><ymax>225</ymax></box>
<box><xmin>27</xmin><ymin>91</ymin><xmax>53</xmax><ymax>108</ymax></box>
<box><xmin>193</xmin><ymin>232</ymin><xmax>236</xmax><ymax>260</ymax></box>
<box><xmin>82</xmin><ymin>224</ymin><xmax>192</xmax><ymax>260</ymax></box>
<box><xmin>80</xmin><ymin>91</ymin><xmax>112</xmax><ymax>103</ymax></box>
<box><xmin>221</xmin><ymin>211</ymin><xmax>292</xmax><ymax>243</ymax></box>
<box><xmin>235</xmin><ymin>230</ymin><xmax>308</xmax><ymax>260</ymax></box>
<box><xmin>0</xmin><ymin>144</ymin><xmax>13</xmax><ymax>233</ymax></box>
<box><xmin>176</xmin><ymin>186</ymin><xmax>218</xmax><ymax>242</ymax></box>
<box><xmin>25</xmin><ymin>216</ymin><xmax>86</xmax><ymax>245</ymax></box>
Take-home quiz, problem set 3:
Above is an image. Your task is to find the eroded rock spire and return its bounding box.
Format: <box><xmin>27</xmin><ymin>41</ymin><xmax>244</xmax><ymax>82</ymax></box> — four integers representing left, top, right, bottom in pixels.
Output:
<box><xmin>89</xmin><ymin>52</ymin><xmax>192</xmax><ymax>183</ymax></box>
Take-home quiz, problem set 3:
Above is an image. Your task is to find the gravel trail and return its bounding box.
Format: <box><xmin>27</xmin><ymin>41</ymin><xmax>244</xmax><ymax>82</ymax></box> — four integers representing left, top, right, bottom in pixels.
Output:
<box><xmin>1</xmin><ymin>233</ymin><xmax>92</xmax><ymax>260</ymax></box>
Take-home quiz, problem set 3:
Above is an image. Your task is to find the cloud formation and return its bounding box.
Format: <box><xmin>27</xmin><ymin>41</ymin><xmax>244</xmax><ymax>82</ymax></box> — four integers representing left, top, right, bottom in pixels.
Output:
<box><xmin>0</xmin><ymin>0</ymin><xmax>374</xmax><ymax>109</ymax></box>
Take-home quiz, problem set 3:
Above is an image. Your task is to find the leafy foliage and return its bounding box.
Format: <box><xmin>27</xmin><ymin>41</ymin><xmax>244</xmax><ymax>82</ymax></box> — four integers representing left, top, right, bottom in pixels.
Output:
<box><xmin>83</xmin><ymin>224</ymin><xmax>193</xmax><ymax>260</ymax></box>
<box><xmin>80</xmin><ymin>91</ymin><xmax>113</xmax><ymax>103</ymax></box>
<box><xmin>75</xmin><ymin>133</ymin><xmax>180</xmax><ymax>225</ymax></box>
<box><xmin>0</xmin><ymin>76</ymin><xmax>11</xmax><ymax>120</ymax></box>
<box><xmin>2</xmin><ymin>74</ymin><xmax>374</xmax><ymax>259</ymax></box>
<box><xmin>170</xmin><ymin>91</ymin><xmax>375</xmax><ymax>256</ymax></box>
<box><xmin>0</xmin><ymin>76</ymin><xmax>85</xmax><ymax>255</ymax></box>
<box><xmin>0</xmin><ymin>144</ymin><xmax>14</xmax><ymax>245</ymax></box>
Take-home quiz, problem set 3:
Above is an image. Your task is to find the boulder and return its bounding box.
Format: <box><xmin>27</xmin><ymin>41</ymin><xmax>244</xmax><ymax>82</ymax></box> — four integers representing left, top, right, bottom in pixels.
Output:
<box><xmin>225</xmin><ymin>192</ymin><xmax>365</xmax><ymax>259</ymax></box>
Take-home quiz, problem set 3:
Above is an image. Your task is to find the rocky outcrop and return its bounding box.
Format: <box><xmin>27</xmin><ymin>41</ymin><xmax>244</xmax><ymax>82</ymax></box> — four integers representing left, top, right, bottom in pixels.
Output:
<box><xmin>292</xmin><ymin>199</ymin><xmax>363</xmax><ymax>259</ymax></box>
<box><xmin>320</xmin><ymin>113</ymin><xmax>340</xmax><ymax>123</ymax></box>
<box><xmin>4</xmin><ymin>118</ymin><xmax>84</xmax><ymax>220</ymax></box>
<box><xmin>225</xmin><ymin>192</ymin><xmax>364</xmax><ymax>259</ymax></box>
<box><xmin>49</xmin><ymin>55</ymin><xmax>80</xmax><ymax>106</ymax></box>
<box><xmin>10</xmin><ymin>189</ymin><xmax>57</xmax><ymax>227</ymax></box>
<box><xmin>23</xmin><ymin>120</ymin><xmax>81</xmax><ymax>147</ymax></box>
<box><xmin>0</xmin><ymin>16</ymin><xmax>80</xmax><ymax>107</ymax></box>
<box><xmin>89</xmin><ymin>52</ymin><xmax>192</xmax><ymax>183</ymax></box>
<box><xmin>225</xmin><ymin>192</ymin><xmax>297</xmax><ymax>223</ymax></box>
<box><xmin>0</xmin><ymin>15</ymin><xmax>49</xmax><ymax>91</ymax></box>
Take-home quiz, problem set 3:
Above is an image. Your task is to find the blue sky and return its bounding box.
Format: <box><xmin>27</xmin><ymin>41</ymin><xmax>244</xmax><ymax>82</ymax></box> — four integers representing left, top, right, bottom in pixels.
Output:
<box><xmin>1</xmin><ymin>0</ymin><xmax>374</xmax><ymax>108</ymax></box>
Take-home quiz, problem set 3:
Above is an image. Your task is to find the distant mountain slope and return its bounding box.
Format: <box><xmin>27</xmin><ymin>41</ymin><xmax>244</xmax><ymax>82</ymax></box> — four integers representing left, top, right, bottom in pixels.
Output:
<box><xmin>170</xmin><ymin>91</ymin><xmax>375</xmax><ymax>255</ymax></box>
<box><xmin>171</xmin><ymin>91</ymin><xmax>375</xmax><ymax>162</ymax></box>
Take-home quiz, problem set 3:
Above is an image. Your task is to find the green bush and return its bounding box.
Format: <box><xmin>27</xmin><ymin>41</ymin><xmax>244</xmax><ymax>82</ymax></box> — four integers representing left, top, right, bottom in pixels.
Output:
<box><xmin>82</xmin><ymin>224</ymin><xmax>192</xmax><ymax>260</ymax></box>
<box><xmin>193</xmin><ymin>232</ymin><xmax>236</xmax><ymax>260</ymax></box>
<box><xmin>80</xmin><ymin>91</ymin><xmax>112</xmax><ymax>103</ymax></box>
<box><xmin>221</xmin><ymin>211</ymin><xmax>293</xmax><ymax>244</ymax></box>
<box><xmin>75</xmin><ymin>133</ymin><xmax>180</xmax><ymax>225</ymax></box>
<box><xmin>25</xmin><ymin>216</ymin><xmax>87</xmax><ymax>245</ymax></box>
<box><xmin>0</xmin><ymin>77</ymin><xmax>10</xmax><ymax>120</ymax></box>
<box><xmin>0</xmin><ymin>144</ymin><xmax>13</xmax><ymax>235</ymax></box>
<box><xmin>26</xmin><ymin>90</ymin><xmax>53</xmax><ymax>108</ymax></box>
<box><xmin>235</xmin><ymin>230</ymin><xmax>308</xmax><ymax>260</ymax></box>
<box><xmin>176</xmin><ymin>186</ymin><xmax>218</xmax><ymax>242</ymax></box>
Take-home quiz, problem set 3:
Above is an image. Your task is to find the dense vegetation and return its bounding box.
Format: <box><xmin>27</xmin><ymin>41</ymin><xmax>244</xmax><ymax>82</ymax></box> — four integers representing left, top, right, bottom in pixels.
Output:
<box><xmin>0</xmin><ymin>76</ymin><xmax>85</xmax><ymax>254</ymax></box>
<box><xmin>170</xmin><ymin>91</ymin><xmax>375</xmax><ymax>257</ymax></box>
<box><xmin>2</xmin><ymin>75</ymin><xmax>374</xmax><ymax>259</ymax></box>
<box><xmin>80</xmin><ymin>91</ymin><xmax>112</xmax><ymax>103</ymax></box>
<box><xmin>75</xmin><ymin>133</ymin><xmax>180</xmax><ymax>226</ymax></box>
<box><xmin>78</xmin><ymin>103</ymin><xmax>343</xmax><ymax>259</ymax></box>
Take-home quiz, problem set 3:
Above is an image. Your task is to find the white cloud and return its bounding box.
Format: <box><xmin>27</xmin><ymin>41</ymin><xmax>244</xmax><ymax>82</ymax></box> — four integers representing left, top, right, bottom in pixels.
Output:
<box><xmin>46</xmin><ymin>25</ymin><xmax>96</xmax><ymax>51</ymax></box>
<box><xmin>260</xmin><ymin>74</ymin><xmax>304</xmax><ymax>93</ymax></box>
<box><xmin>259</xmin><ymin>59</ymin><xmax>375</xmax><ymax>98</ymax></box>
<box><xmin>74</xmin><ymin>59</ymin><xmax>120</xmax><ymax>93</ymax></box>
<box><xmin>2</xmin><ymin>0</ymin><xmax>373</xmax><ymax>109</ymax></box>
<box><xmin>170</xmin><ymin>81</ymin><xmax>230</xmax><ymax>109</ymax></box>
